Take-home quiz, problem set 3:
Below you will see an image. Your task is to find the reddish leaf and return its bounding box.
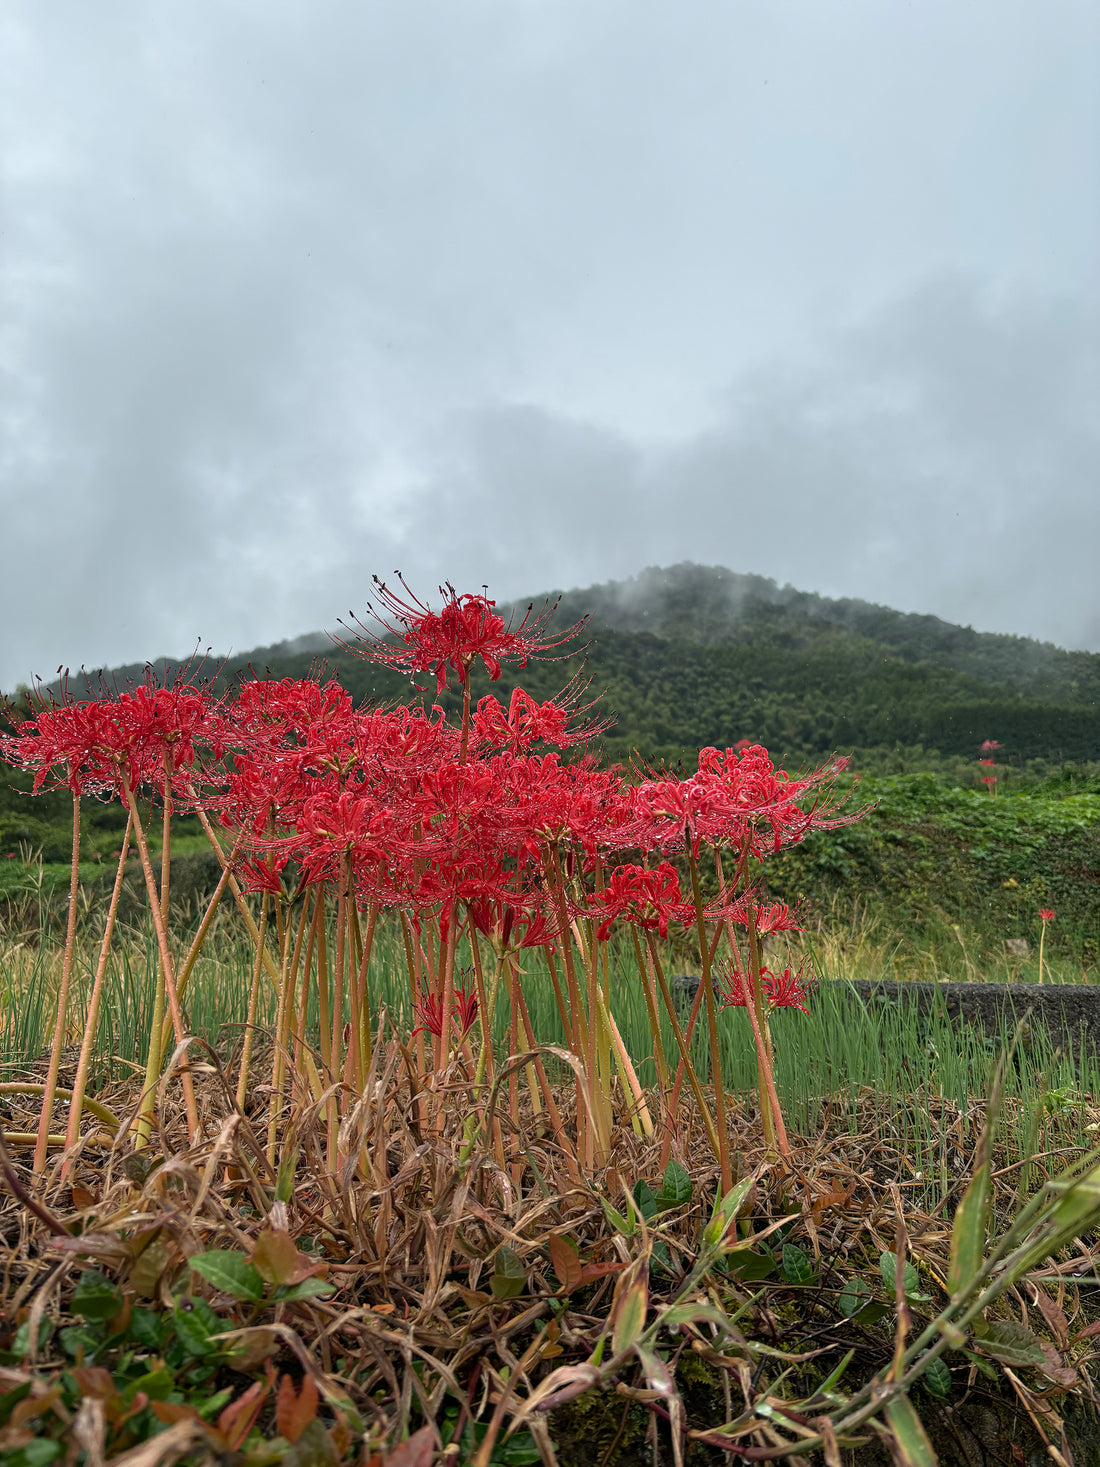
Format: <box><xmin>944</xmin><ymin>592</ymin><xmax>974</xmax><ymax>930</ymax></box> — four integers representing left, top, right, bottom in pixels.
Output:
<box><xmin>578</xmin><ymin>1260</ymin><xmax>630</xmax><ymax>1285</ymax></box>
<box><xmin>455</xmin><ymin>1287</ymin><xmax>493</xmax><ymax>1309</ymax></box>
<box><xmin>1039</xmin><ymin>1342</ymin><xmax>1077</xmax><ymax>1389</ymax></box>
<box><xmin>151</xmin><ymin>1402</ymin><xmax>204</xmax><ymax>1427</ymax></box>
<box><xmin>111</xmin><ymin>1392</ymin><xmax>149</xmax><ymax>1429</ymax></box>
<box><xmin>811</xmin><ymin>1188</ymin><xmax>852</xmax><ymax>1225</ymax></box>
<box><xmin>1031</xmin><ymin>1287</ymin><xmax>1070</xmax><ymax>1348</ymax></box>
<box><xmin>11</xmin><ymin>1391</ymin><xmax>64</xmax><ymax>1430</ymax></box>
<box><xmin>276</xmin><ymin>1373</ymin><xmax>319</xmax><ymax>1444</ymax></box>
<box><xmin>108</xmin><ymin>1298</ymin><xmax>132</xmax><ymax>1337</ymax></box>
<box><xmin>383</xmin><ymin>1424</ymin><xmax>438</xmax><ymax>1467</ymax></box>
<box><xmin>549</xmin><ymin>1235</ymin><xmax>582</xmax><ymax>1294</ymax></box>
<box><xmin>69</xmin><ymin>1366</ymin><xmax>116</xmax><ymax>1399</ymax></box>
<box><xmin>70</xmin><ymin>1186</ymin><xmax>97</xmax><ymax>1210</ymax></box>
<box><xmin>217</xmin><ymin>1380</ymin><xmax>269</xmax><ymax>1451</ymax></box>
<box><xmin>252</xmin><ymin>1228</ymin><xmax>309</xmax><ymax>1286</ymax></box>
<box><xmin>223</xmin><ymin>1327</ymin><xmax>280</xmax><ymax>1371</ymax></box>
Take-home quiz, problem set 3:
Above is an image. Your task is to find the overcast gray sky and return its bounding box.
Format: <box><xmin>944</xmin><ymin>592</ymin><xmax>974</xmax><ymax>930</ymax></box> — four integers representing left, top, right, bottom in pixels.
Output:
<box><xmin>3</xmin><ymin>0</ymin><xmax>1098</xmax><ymax>689</ymax></box>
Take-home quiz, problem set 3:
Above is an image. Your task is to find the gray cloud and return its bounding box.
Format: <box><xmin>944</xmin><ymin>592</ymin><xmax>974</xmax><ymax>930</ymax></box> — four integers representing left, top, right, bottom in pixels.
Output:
<box><xmin>389</xmin><ymin>278</ymin><xmax>1100</xmax><ymax>650</ymax></box>
<box><xmin>2</xmin><ymin>1</ymin><xmax>1097</xmax><ymax>687</ymax></box>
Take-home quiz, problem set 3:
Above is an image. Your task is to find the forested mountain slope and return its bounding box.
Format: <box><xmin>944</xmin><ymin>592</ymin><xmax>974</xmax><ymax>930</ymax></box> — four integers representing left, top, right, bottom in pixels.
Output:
<box><xmin>514</xmin><ymin>563</ymin><xmax>1100</xmax><ymax>707</ymax></box>
<box><xmin>11</xmin><ymin>562</ymin><xmax>1100</xmax><ymax>769</ymax></box>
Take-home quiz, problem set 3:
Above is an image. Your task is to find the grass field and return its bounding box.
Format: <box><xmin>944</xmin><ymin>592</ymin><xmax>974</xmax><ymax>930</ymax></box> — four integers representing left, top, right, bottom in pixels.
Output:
<box><xmin>4</xmin><ymin>900</ymin><xmax>1096</xmax><ymax>1209</ymax></box>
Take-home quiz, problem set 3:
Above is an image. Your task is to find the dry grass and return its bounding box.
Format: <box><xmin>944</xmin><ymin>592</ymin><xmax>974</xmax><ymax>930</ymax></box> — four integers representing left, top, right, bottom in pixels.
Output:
<box><xmin>3</xmin><ymin>1039</ymin><xmax>1100</xmax><ymax>1466</ymax></box>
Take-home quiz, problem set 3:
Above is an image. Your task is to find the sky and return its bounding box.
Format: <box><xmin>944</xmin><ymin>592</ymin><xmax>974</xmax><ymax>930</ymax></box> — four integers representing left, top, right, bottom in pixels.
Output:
<box><xmin>2</xmin><ymin>0</ymin><xmax>1098</xmax><ymax>690</ymax></box>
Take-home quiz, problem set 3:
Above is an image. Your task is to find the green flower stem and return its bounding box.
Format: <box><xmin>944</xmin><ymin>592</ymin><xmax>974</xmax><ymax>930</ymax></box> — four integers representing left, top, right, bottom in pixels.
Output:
<box><xmin>63</xmin><ymin>813</ymin><xmax>132</xmax><ymax>1164</ymax></box>
<box><xmin>33</xmin><ymin>784</ymin><xmax>81</xmax><ymax>1172</ymax></box>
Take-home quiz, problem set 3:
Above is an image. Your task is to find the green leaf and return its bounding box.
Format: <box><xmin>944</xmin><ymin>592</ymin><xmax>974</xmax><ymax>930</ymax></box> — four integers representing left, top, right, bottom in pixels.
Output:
<box><xmin>0</xmin><ymin>1382</ymin><xmax>32</xmax><ymax>1427</ymax></box>
<box><xmin>13</xmin><ymin>1318</ymin><xmax>56</xmax><ymax>1357</ymax></box>
<box><xmin>947</xmin><ymin>1165</ymin><xmax>990</xmax><ymax>1299</ymax></box>
<box><xmin>879</xmin><ymin>1251</ymin><xmax>931</xmax><ymax>1303</ymax></box>
<box><xmin>810</xmin><ymin>1347</ymin><xmax>854</xmax><ymax>1402</ymax></box>
<box><xmin>839</xmin><ymin>1278</ymin><xmax>871</xmax><ymax>1318</ymax></box>
<box><xmin>275</xmin><ymin>1150</ymin><xmax>298</xmax><ymax>1204</ymax></box>
<box><xmin>659</xmin><ymin>1159</ymin><xmax>692</xmax><ymax>1210</ymax></box>
<box><xmin>599</xmin><ymin>1197</ymin><xmax>637</xmax><ymax>1238</ymax></box>
<box><xmin>58</xmin><ymin>1326</ymin><xmax>99</xmax><ymax>1359</ymax></box>
<box><xmin>273</xmin><ymin>1278</ymin><xmax>336</xmax><ymax>1302</ymax></box>
<box><xmin>72</xmin><ymin>1269</ymin><xmax>123</xmax><ymax>1321</ymax></box>
<box><xmin>2</xmin><ymin>1440</ymin><xmax>62</xmax><ymax>1467</ymax></box>
<box><xmin>126</xmin><ymin>1368</ymin><xmax>176</xmax><ymax>1402</ymax></box>
<box><xmin>130</xmin><ymin>1308</ymin><xmax>163</xmax><ymax>1349</ymax></box>
<box><xmin>632</xmin><ymin>1180</ymin><xmax>659</xmax><ymax>1222</ymax></box>
<box><xmin>172</xmin><ymin>1295</ymin><xmax>222</xmax><ymax>1356</ymax></box>
<box><xmin>490</xmin><ymin>1246</ymin><xmax>526</xmax><ymax>1300</ymax></box>
<box><xmin>284</xmin><ymin>1417</ymin><xmax>337</xmax><ymax>1467</ymax></box>
<box><xmin>852</xmin><ymin>1301</ymin><xmax>892</xmax><ymax>1326</ymax></box>
<box><xmin>702</xmin><ymin>1177</ymin><xmax>754</xmax><ymax>1247</ymax></box>
<box><xmin>498</xmin><ymin>1433</ymin><xmax>543</xmax><ymax>1464</ymax></box>
<box><xmin>612</xmin><ymin>1273</ymin><xmax>648</xmax><ymax>1356</ymax></box>
<box><xmin>961</xmin><ymin>1349</ymin><xmax>1000</xmax><ymax>1382</ymax></box>
<box><xmin>837</xmin><ymin>1277</ymin><xmax>890</xmax><ymax>1324</ymax></box>
<box><xmin>189</xmin><ymin>1250</ymin><xmax>265</xmax><ymax>1302</ymax></box>
<box><xmin>196</xmin><ymin>1388</ymin><xmax>234</xmax><ymax>1420</ymax></box>
<box><xmin>661</xmin><ymin>1302</ymin><xmax>736</xmax><ymax>1334</ymax></box>
<box><xmin>129</xmin><ymin>1236</ymin><xmax>172</xmax><ymax>1299</ymax></box>
<box><xmin>650</xmin><ymin>1239</ymin><xmax>673</xmax><ymax>1277</ymax></box>
<box><xmin>976</xmin><ymin>1319</ymin><xmax>1047</xmax><ymax>1369</ymax></box>
<box><xmin>922</xmin><ymin>1356</ymin><xmax>953</xmax><ymax>1399</ymax></box>
<box><xmin>884</xmin><ymin>1392</ymin><xmax>939</xmax><ymax>1467</ymax></box>
<box><xmin>723</xmin><ymin>1247</ymin><xmax>775</xmax><ymax>1282</ymax></box>
<box><xmin>781</xmin><ymin>1244</ymin><xmax>814</xmax><ymax>1285</ymax></box>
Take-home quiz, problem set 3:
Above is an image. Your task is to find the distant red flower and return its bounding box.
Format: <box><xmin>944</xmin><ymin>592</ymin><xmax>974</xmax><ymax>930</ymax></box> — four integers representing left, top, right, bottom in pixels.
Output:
<box><xmin>978</xmin><ymin>759</ymin><xmax>996</xmax><ymax>767</ymax></box>
<box><xmin>1039</xmin><ymin>908</ymin><xmax>1055</xmax><ymax>922</ymax></box>
<box><xmin>637</xmin><ymin>745</ymin><xmax>863</xmax><ymax>857</ymax></box>
<box><xmin>717</xmin><ymin>963</ymin><xmax>815</xmax><ymax>1014</ymax></box>
<box><xmin>982</xmin><ymin>775</ymin><xmax>997</xmax><ymax>786</ymax></box>
<box><xmin>411</xmin><ymin>984</ymin><xmax>479</xmax><ymax>1042</ymax></box>
<box><xmin>340</xmin><ymin>577</ymin><xmax>587</xmax><ymax>692</ymax></box>
<box><xmin>708</xmin><ymin>895</ymin><xmax>804</xmax><ymax>934</ymax></box>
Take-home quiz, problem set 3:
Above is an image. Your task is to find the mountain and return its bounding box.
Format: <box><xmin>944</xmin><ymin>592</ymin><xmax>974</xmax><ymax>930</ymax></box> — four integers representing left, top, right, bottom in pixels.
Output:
<box><xmin>512</xmin><ymin>564</ymin><xmax>1100</xmax><ymax>706</ymax></box>
<box><xmin>10</xmin><ymin>564</ymin><xmax>1100</xmax><ymax>769</ymax></box>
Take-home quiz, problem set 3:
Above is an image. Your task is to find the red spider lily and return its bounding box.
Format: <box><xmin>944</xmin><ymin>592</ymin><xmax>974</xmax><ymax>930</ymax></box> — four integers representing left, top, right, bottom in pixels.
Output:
<box><xmin>979</xmin><ymin>759</ymin><xmax>996</xmax><ymax>767</ymax></box>
<box><xmin>980</xmin><ymin>739</ymin><xmax>1003</xmax><ymax>753</ymax></box>
<box><xmin>636</xmin><ymin>745</ymin><xmax>863</xmax><ymax>857</ymax></box>
<box><xmin>1039</xmin><ymin>908</ymin><xmax>1055</xmax><ymax>921</ymax></box>
<box><xmin>411</xmin><ymin>984</ymin><xmax>479</xmax><ymax>1042</ymax></box>
<box><xmin>340</xmin><ymin>576</ymin><xmax>588</xmax><ymax>692</ymax></box>
<box><xmin>982</xmin><ymin>775</ymin><xmax>997</xmax><ymax>786</ymax></box>
<box><xmin>707</xmin><ymin>894</ymin><xmax>804</xmax><ymax>934</ymax></box>
<box><xmin>0</xmin><ymin>699</ymin><xmax>117</xmax><ymax>794</ymax></box>
<box><xmin>585</xmin><ymin>862</ymin><xmax>692</xmax><ymax>941</ymax></box>
<box><xmin>472</xmin><ymin>686</ymin><xmax>609</xmax><ymax>755</ymax></box>
<box><xmin>717</xmin><ymin>963</ymin><xmax>815</xmax><ymax>1014</ymax></box>
<box><xmin>238</xmin><ymin>855</ymin><xmax>290</xmax><ymax>895</ymax></box>
<box><xmin>0</xmin><ymin>682</ymin><xmax>223</xmax><ymax>798</ymax></box>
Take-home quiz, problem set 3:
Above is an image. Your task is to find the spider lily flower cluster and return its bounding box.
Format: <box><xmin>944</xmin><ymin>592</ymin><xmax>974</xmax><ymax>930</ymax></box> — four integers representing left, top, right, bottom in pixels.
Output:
<box><xmin>1</xmin><ymin>582</ymin><xmax>867</xmax><ymax>1185</ymax></box>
